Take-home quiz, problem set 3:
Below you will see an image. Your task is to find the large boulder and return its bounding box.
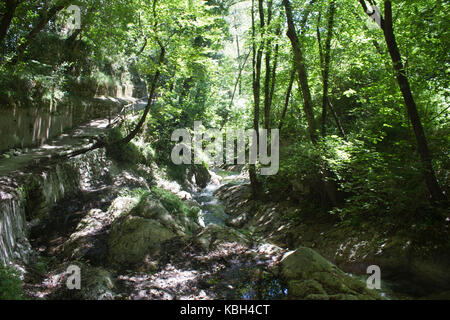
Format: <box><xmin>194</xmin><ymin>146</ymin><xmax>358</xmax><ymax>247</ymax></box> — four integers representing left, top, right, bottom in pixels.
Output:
<box><xmin>107</xmin><ymin>197</ymin><xmax>200</xmax><ymax>265</ymax></box>
<box><xmin>62</xmin><ymin>197</ymin><xmax>140</xmax><ymax>262</ymax></box>
<box><xmin>134</xmin><ymin>197</ymin><xmax>199</xmax><ymax>237</ymax></box>
<box><xmin>281</xmin><ymin>247</ymin><xmax>381</xmax><ymax>300</ymax></box>
<box><xmin>108</xmin><ymin>215</ymin><xmax>175</xmax><ymax>265</ymax></box>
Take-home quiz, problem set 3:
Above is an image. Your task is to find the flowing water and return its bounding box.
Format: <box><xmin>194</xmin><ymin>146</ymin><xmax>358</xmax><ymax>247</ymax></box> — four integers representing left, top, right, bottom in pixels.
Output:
<box><xmin>192</xmin><ymin>169</ymin><xmax>288</xmax><ymax>300</ymax></box>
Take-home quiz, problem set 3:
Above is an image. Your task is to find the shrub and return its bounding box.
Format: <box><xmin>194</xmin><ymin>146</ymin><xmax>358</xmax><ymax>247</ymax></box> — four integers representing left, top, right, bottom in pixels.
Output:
<box><xmin>0</xmin><ymin>265</ymin><xmax>23</xmax><ymax>300</ymax></box>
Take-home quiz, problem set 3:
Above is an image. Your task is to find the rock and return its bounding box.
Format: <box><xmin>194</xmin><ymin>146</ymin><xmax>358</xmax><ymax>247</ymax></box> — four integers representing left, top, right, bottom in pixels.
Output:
<box><xmin>281</xmin><ymin>247</ymin><xmax>381</xmax><ymax>300</ymax></box>
<box><xmin>209</xmin><ymin>170</ymin><xmax>223</xmax><ymax>186</ymax></box>
<box><xmin>108</xmin><ymin>196</ymin><xmax>140</xmax><ymax>219</ymax></box>
<box><xmin>133</xmin><ymin>197</ymin><xmax>200</xmax><ymax>236</ymax></box>
<box><xmin>63</xmin><ymin>209</ymin><xmax>109</xmax><ymax>261</ymax></box>
<box><xmin>81</xmin><ymin>267</ymin><xmax>116</xmax><ymax>300</ymax></box>
<box><xmin>196</xmin><ymin>224</ymin><xmax>250</xmax><ymax>251</ymax></box>
<box><xmin>107</xmin><ymin>196</ymin><xmax>200</xmax><ymax>265</ymax></box>
<box><xmin>50</xmin><ymin>263</ymin><xmax>116</xmax><ymax>300</ymax></box>
<box><xmin>108</xmin><ymin>216</ymin><xmax>175</xmax><ymax>265</ymax></box>
<box><xmin>289</xmin><ymin>280</ymin><xmax>326</xmax><ymax>297</ymax></box>
<box><xmin>177</xmin><ymin>191</ymin><xmax>192</xmax><ymax>200</ymax></box>
<box><xmin>63</xmin><ymin>197</ymin><xmax>141</xmax><ymax>262</ymax></box>
<box><xmin>226</xmin><ymin>212</ymin><xmax>249</xmax><ymax>228</ymax></box>
<box><xmin>192</xmin><ymin>164</ymin><xmax>211</xmax><ymax>188</ymax></box>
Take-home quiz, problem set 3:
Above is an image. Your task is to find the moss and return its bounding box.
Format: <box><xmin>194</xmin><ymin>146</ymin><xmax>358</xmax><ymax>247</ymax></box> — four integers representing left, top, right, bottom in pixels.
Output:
<box><xmin>150</xmin><ymin>187</ymin><xmax>193</xmax><ymax>218</ymax></box>
<box><xmin>34</xmin><ymin>256</ymin><xmax>51</xmax><ymax>275</ymax></box>
<box><xmin>289</xmin><ymin>280</ymin><xmax>326</xmax><ymax>298</ymax></box>
<box><xmin>281</xmin><ymin>247</ymin><xmax>382</xmax><ymax>300</ymax></box>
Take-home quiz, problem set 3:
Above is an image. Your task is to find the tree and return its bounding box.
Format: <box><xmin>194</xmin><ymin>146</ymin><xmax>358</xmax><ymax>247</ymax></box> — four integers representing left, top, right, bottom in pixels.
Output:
<box><xmin>249</xmin><ymin>0</ymin><xmax>264</xmax><ymax>199</ymax></box>
<box><xmin>317</xmin><ymin>1</ymin><xmax>336</xmax><ymax>138</ymax></box>
<box><xmin>5</xmin><ymin>0</ymin><xmax>72</xmax><ymax>66</ymax></box>
<box><xmin>282</xmin><ymin>0</ymin><xmax>317</xmax><ymax>143</ymax></box>
<box><xmin>0</xmin><ymin>0</ymin><xmax>19</xmax><ymax>49</ymax></box>
<box><xmin>358</xmin><ymin>0</ymin><xmax>445</xmax><ymax>203</ymax></box>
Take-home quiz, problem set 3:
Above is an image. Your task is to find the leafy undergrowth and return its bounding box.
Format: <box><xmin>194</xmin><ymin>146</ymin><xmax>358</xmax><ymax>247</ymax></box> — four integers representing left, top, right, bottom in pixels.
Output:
<box><xmin>0</xmin><ymin>264</ymin><xmax>24</xmax><ymax>300</ymax></box>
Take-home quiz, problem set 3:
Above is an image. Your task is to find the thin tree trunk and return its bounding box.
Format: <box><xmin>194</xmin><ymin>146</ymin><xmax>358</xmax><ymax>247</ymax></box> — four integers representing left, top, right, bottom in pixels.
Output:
<box><xmin>328</xmin><ymin>100</ymin><xmax>346</xmax><ymax>139</ymax></box>
<box><xmin>249</xmin><ymin>0</ymin><xmax>264</xmax><ymax>199</ymax></box>
<box><xmin>283</xmin><ymin>0</ymin><xmax>317</xmax><ymax>143</ymax></box>
<box><xmin>279</xmin><ymin>67</ymin><xmax>295</xmax><ymax>131</ymax></box>
<box><xmin>359</xmin><ymin>0</ymin><xmax>444</xmax><ymax>203</ymax></box>
<box><xmin>263</xmin><ymin>0</ymin><xmax>273</xmax><ymax>130</ymax></box>
<box><xmin>318</xmin><ymin>1</ymin><xmax>336</xmax><ymax>137</ymax></box>
<box><xmin>235</xmin><ymin>34</ymin><xmax>242</xmax><ymax>95</ymax></box>
<box><xmin>229</xmin><ymin>51</ymin><xmax>250</xmax><ymax>111</ymax></box>
<box><xmin>121</xmin><ymin>46</ymin><xmax>165</xmax><ymax>144</ymax></box>
<box><xmin>268</xmin><ymin>25</ymin><xmax>281</xmax><ymax>115</ymax></box>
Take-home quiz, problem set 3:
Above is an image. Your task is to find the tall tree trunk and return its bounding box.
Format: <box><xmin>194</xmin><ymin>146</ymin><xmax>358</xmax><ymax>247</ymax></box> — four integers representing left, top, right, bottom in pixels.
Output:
<box><xmin>268</xmin><ymin>25</ymin><xmax>281</xmax><ymax>115</ymax></box>
<box><xmin>284</xmin><ymin>0</ymin><xmax>340</xmax><ymax>206</ymax></box>
<box><xmin>249</xmin><ymin>0</ymin><xmax>264</xmax><ymax>199</ymax></box>
<box><xmin>263</xmin><ymin>0</ymin><xmax>273</xmax><ymax>130</ymax></box>
<box><xmin>229</xmin><ymin>52</ymin><xmax>250</xmax><ymax>111</ymax></box>
<box><xmin>282</xmin><ymin>0</ymin><xmax>317</xmax><ymax>143</ymax></box>
<box><xmin>359</xmin><ymin>0</ymin><xmax>444</xmax><ymax>203</ymax></box>
<box><xmin>0</xmin><ymin>0</ymin><xmax>18</xmax><ymax>49</ymax></box>
<box><xmin>317</xmin><ymin>1</ymin><xmax>336</xmax><ymax>137</ymax></box>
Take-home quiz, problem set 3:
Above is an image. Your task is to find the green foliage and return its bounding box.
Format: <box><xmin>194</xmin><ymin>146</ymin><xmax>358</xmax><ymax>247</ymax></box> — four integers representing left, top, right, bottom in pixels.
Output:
<box><xmin>124</xmin><ymin>186</ymin><xmax>199</xmax><ymax>221</ymax></box>
<box><xmin>150</xmin><ymin>186</ymin><xmax>191</xmax><ymax>217</ymax></box>
<box><xmin>33</xmin><ymin>256</ymin><xmax>53</xmax><ymax>276</ymax></box>
<box><xmin>105</xmin><ymin>127</ymin><xmax>144</xmax><ymax>165</ymax></box>
<box><xmin>0</xmin><ymin>0</ymin><xmax>447</xmax><ymax>231</ymax></box>
<box><xmin>0</xmin><ymin>265</ymin><xmax>23</xmax><ymax>300</ymax></box>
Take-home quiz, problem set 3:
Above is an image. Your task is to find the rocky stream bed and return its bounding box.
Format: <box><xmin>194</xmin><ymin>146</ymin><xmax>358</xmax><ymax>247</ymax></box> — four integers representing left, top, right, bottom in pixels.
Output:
<box><xmin>0</xmin><ymin>102</ymin><xmax>448</xmax><ymax>300</ymax></box>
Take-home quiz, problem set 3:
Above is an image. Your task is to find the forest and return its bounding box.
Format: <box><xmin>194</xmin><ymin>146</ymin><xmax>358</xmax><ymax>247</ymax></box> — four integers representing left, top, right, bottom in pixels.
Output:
<box><xmin>0</xmin><ymin>0</ymin><xmax>448</xmax><ymax>303</ymax></box>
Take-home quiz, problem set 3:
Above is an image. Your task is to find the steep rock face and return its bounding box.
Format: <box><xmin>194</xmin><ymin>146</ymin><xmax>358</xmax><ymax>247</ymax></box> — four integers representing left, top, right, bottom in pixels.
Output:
<box><xmin>0</xmin><ymin>147</ymin><xmax>111</xmax><ymax>265</ymax></box>
<box><xmin>0</xmin><ymin>189</ymin><xmax>30</xmax><ymax>265</ymax></box>
<box><xmin>280</xmin><ymin>247</ymin><xmax>380</xmax><ymax>300</ymax></box>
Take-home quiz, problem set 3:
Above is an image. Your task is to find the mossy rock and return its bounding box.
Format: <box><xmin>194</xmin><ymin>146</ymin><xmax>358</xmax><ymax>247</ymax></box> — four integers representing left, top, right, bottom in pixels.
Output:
<box><xmin>108</xmin><ymin>216</ymin><xmax>175</xmax><ymax>265</ymax></box>
<box><xmin>133</xmin><ymin>196</ymin><xmax>199</xmax><ymax>236</ymax></box>
<box><xmin>81</xmin><ymin>267</ymin><xmax>116</xmax><ymax>300</ymax></box>
<box><xmin>281</xmin><ymin>247</ymin><xmax>381</xmax><ymax>300</ymax></box>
